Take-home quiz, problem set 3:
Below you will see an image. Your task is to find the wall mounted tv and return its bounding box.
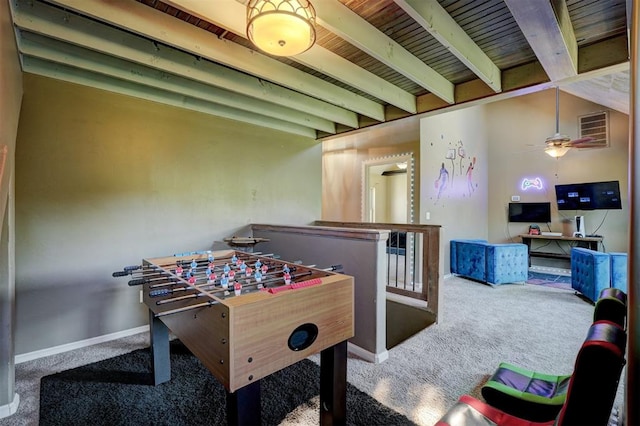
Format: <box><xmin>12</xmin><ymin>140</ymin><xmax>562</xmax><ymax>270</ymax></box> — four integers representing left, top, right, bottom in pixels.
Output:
<box><xmin>555</xmin><ymin>180</ymin><xmax>622</xmax><ymax>210</ymax></box>
<box><xmin>508</xmin><ymin>202</ymin><xmax>551</xmax><ymax>223</ymax></box>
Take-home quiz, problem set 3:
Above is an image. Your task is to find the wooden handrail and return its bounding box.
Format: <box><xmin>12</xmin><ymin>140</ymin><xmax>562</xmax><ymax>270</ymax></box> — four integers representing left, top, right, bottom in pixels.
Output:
<box><xmin>314</xmin><ymin>221</ymin><xmax>441</xmax><ymax>319</ymax></box>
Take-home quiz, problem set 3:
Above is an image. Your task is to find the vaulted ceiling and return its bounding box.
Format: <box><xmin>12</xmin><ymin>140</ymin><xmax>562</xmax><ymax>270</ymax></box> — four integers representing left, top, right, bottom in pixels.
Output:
<box><xmin>9</xmin><ymin>0</ymin><xmax>630</xmax><ymax>139</ymax></box>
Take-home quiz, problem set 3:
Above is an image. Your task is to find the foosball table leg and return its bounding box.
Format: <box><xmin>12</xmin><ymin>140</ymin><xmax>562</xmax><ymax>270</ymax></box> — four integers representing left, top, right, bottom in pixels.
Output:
<box><xmin>149</xmin><ymin>310</ymin><xmax>171</xmax><ymax>385</ymax></box>
<box><xmin>226</xmin><ymin>380</ymin><xmax>261</xmax><ymax>426</ymax></box>
<box><xmin>320</xmin><ymin>340</ymin><xmax>348</xmax><ymax>426</ymax></box>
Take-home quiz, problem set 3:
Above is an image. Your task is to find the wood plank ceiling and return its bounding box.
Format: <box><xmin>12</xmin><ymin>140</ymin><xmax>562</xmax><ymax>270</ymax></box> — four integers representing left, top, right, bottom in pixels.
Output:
<box><xmin>9</xmin><ymin>0</ymin><xmax>630</xmax><ymax>139</ymax></box>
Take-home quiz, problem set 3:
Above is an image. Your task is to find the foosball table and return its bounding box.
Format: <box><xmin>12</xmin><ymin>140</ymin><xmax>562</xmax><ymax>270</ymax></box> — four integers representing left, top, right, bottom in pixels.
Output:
<box><xmin>113</xmin><ymin>249</ymin><xmax>354</xmax><ymax>425</ymax></box>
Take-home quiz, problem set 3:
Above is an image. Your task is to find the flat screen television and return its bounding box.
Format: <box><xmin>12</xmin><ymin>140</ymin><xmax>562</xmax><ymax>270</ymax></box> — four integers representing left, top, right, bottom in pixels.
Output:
<box><xmin>508</xmin><ymin>202</ymin><xmax>551</xmax><ymax>223</ymax></box>
<box><xmin>555</xmin><ymin>181</ymin><xmax>622</xmax><ymax>210</ymax></box>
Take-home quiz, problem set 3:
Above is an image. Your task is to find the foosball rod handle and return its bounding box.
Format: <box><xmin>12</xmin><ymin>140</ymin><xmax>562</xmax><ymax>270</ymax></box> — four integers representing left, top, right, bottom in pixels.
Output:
<box><xmin>112</xmin><ymin>265</ymin><xmax>157</xmax><ymax>277</ymax></box>
<box><xmin>124</xmin><ymin>265</ymin><xmax>143</xmax><ymax>271</ymax></box>
<box><xmin>324</xmin><ymin>264</ymin><xmax>343</xmax><ymax>272</ymax></box>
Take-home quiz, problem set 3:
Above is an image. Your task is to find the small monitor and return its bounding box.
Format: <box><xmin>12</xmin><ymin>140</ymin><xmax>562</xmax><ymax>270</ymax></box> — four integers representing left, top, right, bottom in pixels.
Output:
<box><xmin>508</xmin><ymin>202</ymin><xmax>551</xmax><ymax>223</ymax></box>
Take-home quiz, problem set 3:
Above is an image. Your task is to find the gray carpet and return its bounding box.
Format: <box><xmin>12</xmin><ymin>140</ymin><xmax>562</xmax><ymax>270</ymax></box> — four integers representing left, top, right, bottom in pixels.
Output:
<box><xmin>2</xmin><ymin>275</ymin><xmax>623</xmax><ymax>426</ymax></box>
<box><xmin>325</xmin><ymin>277</ymin><xmax>617</xmax><ymax>426</ymax></box>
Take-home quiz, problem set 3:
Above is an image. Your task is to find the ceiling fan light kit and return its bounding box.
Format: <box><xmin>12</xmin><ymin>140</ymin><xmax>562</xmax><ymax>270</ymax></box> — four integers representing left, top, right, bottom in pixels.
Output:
<box><xmin>247</xmin><ymin>0</ymin><xmax>316</xmax><ymax>57</ymax></box>
<box><xmin>543</xmin><ymin>87</ymin><xmax>595</xmax><ymax>158</ymax></box>
<box><xmin>544</xmin><ymin>145</ymin><xmax>571</xmax><ymax>158</ymax></box>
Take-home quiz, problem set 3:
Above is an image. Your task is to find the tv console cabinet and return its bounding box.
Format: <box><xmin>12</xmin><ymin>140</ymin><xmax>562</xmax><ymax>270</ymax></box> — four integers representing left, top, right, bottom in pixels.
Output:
<box><xmin>519</xmin><ymin>234</ymin><xmax>603</xmax><ymax>266</ymax></box>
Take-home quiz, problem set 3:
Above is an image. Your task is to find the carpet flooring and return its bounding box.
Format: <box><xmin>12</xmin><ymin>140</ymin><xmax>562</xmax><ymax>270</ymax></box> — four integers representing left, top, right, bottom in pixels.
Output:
<box><xmin>526</xmin><ymin>272</ymin><xmax>572</xmax><ymax>290</ymax></box>
<box><xmin>39</xmin><ymin>340</ymin><xmax>413</xmax><ymax>426</ymax></box>
<box><xmin>7</xmin><ymin>275</ymin><xmax>621</xmax><ymax>426</ymax></box>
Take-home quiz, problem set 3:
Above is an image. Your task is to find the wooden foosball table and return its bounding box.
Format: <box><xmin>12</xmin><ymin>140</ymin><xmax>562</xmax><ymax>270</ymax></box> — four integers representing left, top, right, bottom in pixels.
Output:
<box><xmin>114</xmin><ymin>249</ymin><xmax>354</xmax><ymax>425</ymax></box>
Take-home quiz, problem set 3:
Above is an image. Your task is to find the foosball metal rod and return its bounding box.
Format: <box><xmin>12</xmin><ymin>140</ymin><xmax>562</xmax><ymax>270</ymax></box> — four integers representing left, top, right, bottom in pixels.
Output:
<box><xmin>154</xmin><ymin>271</ymin><xmax>315</xmax><ymax>305</ymax></box>
<box><xmin>128</xmin><ymin>275</ymin><xmax>176</xmax><ymax>286</ymax></box>
<box><xmin>158</xmin><ymin>252</ymin><xmax>260</xmax><ymax>269</ymax></box>
<box><xmin>149</xmin><ymin>264</ymin><xmax>298</xmax><ymax>288</ymax></box>
<box><xmin>147</xmin><ymin>267</ymin><xmax>298</xmax><ymax>292</ymax></box>
<box><xmin>166</xmin><ymin>259</ymin><xmax>282</xmax><ymax>277</ymax></box>
<box><xmin>154</xmin><ymin>300</ymin><xmax>219</xmax><ymax>317</ymax></box>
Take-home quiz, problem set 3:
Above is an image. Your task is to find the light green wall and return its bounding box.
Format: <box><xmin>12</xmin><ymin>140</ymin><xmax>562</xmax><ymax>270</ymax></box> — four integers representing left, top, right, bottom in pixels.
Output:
<box><xmin>15</xmin><ymin>74</ymin><xmax>320</xmax><ymax>354</ymax></box>
<box><xmin>420</xmin><ymin>105</ymin><xmax>490</xmax><ymax>271</ymax></box>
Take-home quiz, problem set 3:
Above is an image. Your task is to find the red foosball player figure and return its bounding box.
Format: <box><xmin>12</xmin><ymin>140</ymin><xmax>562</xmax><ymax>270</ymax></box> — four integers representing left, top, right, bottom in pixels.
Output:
<box><xmin>234</xmin><ymin>282</ymin><xmax>242</xmax><ymax>297</ymax></box>
<box><xmin>283</xmin><ymin>271</ymin><xmax>291</xmax><ymax>285</ymax></box>
<box><xmin>175</xmin><ymin>265</ymin><xmax>184</xmax><ymax>277</ymax></box>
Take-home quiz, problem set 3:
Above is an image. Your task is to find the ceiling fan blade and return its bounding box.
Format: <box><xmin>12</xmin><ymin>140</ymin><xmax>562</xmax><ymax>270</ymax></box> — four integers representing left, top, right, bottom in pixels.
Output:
<box><xmin>569</xmin><ymin>136</ymin><xmax>596</xmax><ymax>147</ymax></box>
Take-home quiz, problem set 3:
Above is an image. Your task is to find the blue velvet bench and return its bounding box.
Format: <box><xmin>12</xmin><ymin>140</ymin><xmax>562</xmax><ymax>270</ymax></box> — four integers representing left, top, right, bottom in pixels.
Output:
<box><xmin>571</xmin><ymin>248</ymin><xmax>628</xmax><ymax>303</ymax></box>
<box><xmin>450</xmin><ymin>239</ymin><xmax>528</xmax><ymax>285</ymax></box>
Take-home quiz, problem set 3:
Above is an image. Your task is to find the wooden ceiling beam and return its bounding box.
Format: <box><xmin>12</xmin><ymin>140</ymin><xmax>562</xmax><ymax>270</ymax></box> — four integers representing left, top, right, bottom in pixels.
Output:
<box><xmin>17</xmin><ymin>32</ymin><xmax>337</xmax><ymax>134</ymax></box>
<box><xmin>504</xmin><ymin>0</ymin><xmax>578</xmax><ymax>81</ymax></box>
<box><xmin>11</xmin><ymin>0</ymin><xmax>355</xmax><ymax>128</ymax></box>
<box><xmin>22</xmin><ymin>57</ymin><xmax>318</xmax><ymax>138</ymax></box>
<box><xmin>45</xmin><ymin>0</ymin><xmax>385</xmax><ymax>121</ymax></box>
<box><xmin>165</xmin><ymin>0</ymin><xmax>418</xmax><ymax>114</ymax></box>
<box><xmin>394</xmin><ymin>0</ymin><xmax>502</xmax><ymax>94</ymax></box>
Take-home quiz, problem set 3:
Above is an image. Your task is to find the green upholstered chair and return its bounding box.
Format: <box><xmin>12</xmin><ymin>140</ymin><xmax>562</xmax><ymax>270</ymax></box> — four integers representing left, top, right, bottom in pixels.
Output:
<box><xmin>481</xmin><ymin>362</ymin><xmax>570</xmax><ymax>422</ymax></box>
<box><xmin>438</xmin><ymin>321</ymin><xmax>627</xmax><ymax>426</ymax></box>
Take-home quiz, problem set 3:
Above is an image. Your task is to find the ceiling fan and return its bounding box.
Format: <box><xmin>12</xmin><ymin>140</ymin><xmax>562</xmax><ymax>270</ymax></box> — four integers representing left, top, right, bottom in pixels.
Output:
<box><xmin>544</xmin><ymin>87</ymin><xmax>595</xmax><ymax>157</ymax></box>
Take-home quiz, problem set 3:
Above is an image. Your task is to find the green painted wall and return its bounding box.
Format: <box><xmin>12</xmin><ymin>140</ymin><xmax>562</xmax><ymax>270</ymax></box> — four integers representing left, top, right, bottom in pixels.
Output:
<box><xmin>15</xmin><ymin>74</ymin><xmax>320</xmax><ymax>354</ymax></box>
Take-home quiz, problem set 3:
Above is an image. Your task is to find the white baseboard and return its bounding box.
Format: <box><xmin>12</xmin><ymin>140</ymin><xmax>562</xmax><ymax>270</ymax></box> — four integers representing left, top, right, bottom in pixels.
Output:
<box><xmin>348</xmin><ymin>342</ymin><xmax>389</xmax><ymax>364</ymax></box>
<box><xmin>386</xmin><ymin>291</ymin><xmax>428</xmax><ymax>309</ymax></box>
<box><xmin>14</xmin><ymin>325</ymin><xmax>149</xmax><ymax>364</ymax></box>
<box><xmin>0</xmin><ymin>393</ymin><xmax>19</xmax><ymax>419</ymax></box>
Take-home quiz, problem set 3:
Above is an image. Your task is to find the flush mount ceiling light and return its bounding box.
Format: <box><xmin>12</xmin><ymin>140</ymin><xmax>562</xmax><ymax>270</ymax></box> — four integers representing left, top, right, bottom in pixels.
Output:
<box><xmin>246</xmin><ymin>0</ymin><xmax>316</xmax><ymax>57</ymax></box>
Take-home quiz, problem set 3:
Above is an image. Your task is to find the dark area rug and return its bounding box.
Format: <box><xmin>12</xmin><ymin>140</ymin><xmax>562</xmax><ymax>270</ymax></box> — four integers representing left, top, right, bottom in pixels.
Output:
<box><xmin>526</xmin><ymin>271</ymin><xmax>572</xmax><ymax>290</ymax></box>
<box><xmin>40</xmin><ymin>340</ymin><xmax>414</xmax><ymax>426</ymax></box>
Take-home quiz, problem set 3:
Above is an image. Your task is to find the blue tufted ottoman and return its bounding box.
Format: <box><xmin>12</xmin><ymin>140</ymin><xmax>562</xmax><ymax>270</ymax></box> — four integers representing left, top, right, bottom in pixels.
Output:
<box><xmin>450</xmin><ymin>239</ymin><xmax>528</xmax><ymax>285</ymax></box>
<box><xmin>610</xmin><ymin>252</ymin><xmax>628</xmax><ymax>293</ymax></box>
<box><xmin>571</xmin><ymin>247</ymin><xmax>611</xmax><ymax>303</ymax></box>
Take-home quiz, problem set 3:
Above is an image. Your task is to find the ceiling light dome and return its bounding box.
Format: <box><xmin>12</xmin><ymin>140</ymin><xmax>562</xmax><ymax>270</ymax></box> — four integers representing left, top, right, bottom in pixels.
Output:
<box><xmin>247</xmin><ymin>0</ymin><xmax>316</xmax><ymax>57</ymax></box>
<box><xmin>545</xmin><ymin>145</ymin><xmax>570</xmax><ymax>158</ymax></box>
